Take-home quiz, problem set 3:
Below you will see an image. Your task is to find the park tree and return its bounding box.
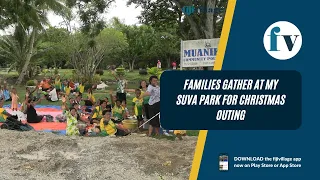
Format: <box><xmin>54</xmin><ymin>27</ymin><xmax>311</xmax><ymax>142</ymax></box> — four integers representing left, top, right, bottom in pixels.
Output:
<box><xmin>0</xmin><ymin>0</ymin><xmax>69</xmax><ymax>85</ymax></box>
<box><xmin>0</xmin><ymin>25</ymin><xmax>44</xmax><ymax>78</ymax></box>
<box><xmin>112</xmin><ymin>18</ymin><xmax>157</xmax><ymax>70</ymax></box>
<box><xmin>128</xmin><ymin>0</ymin><xmax>227</xmax><ymax>39</ymax></box>
<box><xmin>69</xmin><ymin>28</ymin><xmax>127</xmax><ymax>82</ymax></box>
<box><xmin>65</xmin><ymin>0</ymin><xmax>115</xmax><ymax>37</ymax></box>
<box><xmin>97</xmin><ymin>27</ymin><xmax>128</xmax><ymax>69</ymax></box>
<box><xmin>37</xmin><ymin>27</ymin><xmax>73</xmax><ymax>68</ymax></box>
<box><xmin>149</xmin><ymin>31</ymin><xmax>180</xmax><ymax>68</ymax></box>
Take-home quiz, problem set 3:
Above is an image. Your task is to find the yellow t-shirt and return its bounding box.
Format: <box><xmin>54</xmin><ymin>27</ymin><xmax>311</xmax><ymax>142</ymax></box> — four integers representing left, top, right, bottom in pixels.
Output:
<box><xmin>174</xmin><ymin>130</ymin><xmax>187</xmax><ymax>135</ymax></box>
<box><xmin>0</xmin><ymin>108</ymin><xmax>8</xmax><ymax>121</ymax></box>
<box><xmin>112</xmin><ymin>105</ymin><xmax>124</xmax><ymax>119</ymax></box>
<box><xmin>55</xmin><ymin>78</ymin><xmax>61</xmax><ymax>89</ymax></box>
<box><xmin>88</xmin><ymin>93</ymin><xmax>96</xmax><ymax>103</ymax></box>
<box><xmin>79</xmin><ymin>84</ymin><xmax>85</xmax><ymax>94</ymax></box>
<box><xmin>65</xmin><ymin>87</ymin><xmax>70</xmax><ymax>96</ymax></box>
<box><xmin>92</xmin><ymin>106</ymin><xmax>103</xmax><ymax>119</ymax></box>
<box><xmin>100</xmin><ymin>118</ymin><xmax>117</xmax><ymax>135</ymax></box>
<box><xmin>132</xmin><ymin>97</ymin><xmax>143</xmax><ymax>116</ymax></box>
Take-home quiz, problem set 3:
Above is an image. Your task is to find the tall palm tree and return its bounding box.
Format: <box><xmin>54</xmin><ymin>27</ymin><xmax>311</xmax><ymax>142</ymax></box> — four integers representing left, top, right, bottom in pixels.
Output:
<box><xmin>0</xmin><ymin>25</ymin><xmax>43</xmax><ymax>77</ymax></box>
<box><xmin>1</xmin><ymin>0</ymin><xmax>69</xmax><ymax>84</ymax></box>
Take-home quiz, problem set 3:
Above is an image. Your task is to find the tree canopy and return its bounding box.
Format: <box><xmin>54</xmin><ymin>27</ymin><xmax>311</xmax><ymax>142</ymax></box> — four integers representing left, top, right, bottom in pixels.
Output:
<box><xmin>0</xmin><ymin>0</ymin><xmax>225</xmax><ymax>84</ymax></box>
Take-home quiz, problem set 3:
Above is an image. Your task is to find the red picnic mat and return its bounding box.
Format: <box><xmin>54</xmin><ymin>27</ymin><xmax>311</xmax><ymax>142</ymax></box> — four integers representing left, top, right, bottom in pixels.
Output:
<box><xmin>0</xmin><ymin>122</ymin><xmax>66</xmax><ymax>131</ymax></box>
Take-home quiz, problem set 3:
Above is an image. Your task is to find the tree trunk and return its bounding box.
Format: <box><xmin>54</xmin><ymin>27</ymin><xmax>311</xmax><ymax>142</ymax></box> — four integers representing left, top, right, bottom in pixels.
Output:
<box><xmin>167</xmin><ymin>56</ymin><xmax>171</xmax><ymax>68</ymax></box>
<box><xmin>16</xmin><ymin>29</ymin><xmax>36</xmax><ymax>85</ymax></box>
<box><xmin>204</xmin><ymin>0</ymin><xmax>217</xmax><ymax>39</ymax></box>
<box><xmin>172</xmin><ymin>0</ymin><xmax>201</xmax><ymax>39</ymax></box>
<box><xmin>129</xmin><ymin>59</ymin><xmax>135</xmax><ymax>71</ymax></box>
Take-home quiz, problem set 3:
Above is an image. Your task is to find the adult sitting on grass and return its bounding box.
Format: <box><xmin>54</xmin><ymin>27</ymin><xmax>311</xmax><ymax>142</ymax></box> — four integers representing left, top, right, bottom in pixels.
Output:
<box><xmin>25</xmin><ymin>95</ymin><xmax>45</xmax><ymax>123</ymax></box>
<box><xmin>40</xmin><ymin>78</ymin><xmax>51</xmax><ymax>92</ymax></box>
<box><xmin>25</xmin><ymin>87</ymin><xmax>37</xmax><ymax>101</ymax></box>
<box><xmin>47</xmin><ymin>86</ymin><xmax>59</xmax><ymax>102</ymax></box>
<box><xmin>100</xmin><ymin>111</ymin><xmax>129</xmax><ymax>136</ymax></box>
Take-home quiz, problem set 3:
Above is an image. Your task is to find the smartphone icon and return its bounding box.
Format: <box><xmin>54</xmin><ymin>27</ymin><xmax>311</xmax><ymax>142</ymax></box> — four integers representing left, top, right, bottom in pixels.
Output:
<box><xmin>219</xmin><ymin>153</ymin><xmax>228</xmax><ymax>171</ymax></box>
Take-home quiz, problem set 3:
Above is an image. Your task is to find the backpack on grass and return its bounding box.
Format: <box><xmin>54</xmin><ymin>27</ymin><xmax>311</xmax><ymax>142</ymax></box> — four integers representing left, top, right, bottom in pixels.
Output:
<box><xmin>0</xmin><ymin>116</ymin><xmax>34</xmax><ymax>131</ymax></box>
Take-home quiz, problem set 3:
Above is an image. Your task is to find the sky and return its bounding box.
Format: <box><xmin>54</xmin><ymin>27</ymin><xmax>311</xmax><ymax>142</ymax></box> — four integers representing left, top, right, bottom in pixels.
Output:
<box><xmin>0</xmin><ymin>0</ymin><xmax>142</xmax><ymax>35</ymax></box>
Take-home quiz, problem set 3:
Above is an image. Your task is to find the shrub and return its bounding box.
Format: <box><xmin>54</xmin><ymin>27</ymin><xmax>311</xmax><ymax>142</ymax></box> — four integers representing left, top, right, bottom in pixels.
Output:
<box><xmin>84</xmin><ymin>83</ymin><xmax>93</xmax><ymax>91</ymax></box>
<box><xmin>101</xmin><ymin>77</ymin><xmax>109</xmax><ymax>82</ymax></box>
<box><xmin>93</xmin><ymin>74</ymin><xmax>101</xmax><ymax>84</ymax></box>
<box><xmin>26</xmin><ymin>80</ymin><xmax>36</xmax><ymax>86</ymax></box>
<box><xmin>139</xmin><ymin>69</ymin><xmax>148</xmax><ymax>75</ymax></box>
<box><xmin>36</xmin><ymin>66</ymin><xmax>41</xmax><ymax>75</ymax></box>
<box><xmin>147</xmin><ymin>67</ymin><xmax>163</xmax><ymax>79</ymax></box>
<box><xmin>115</xmin><ymin>67</ymin><xmax>125</xmax><ymax>76</ymax></box>
<box><xmin>96</xmin><ymin>69</ymin><xmax>104</xmax><ymax>76</ymax></box>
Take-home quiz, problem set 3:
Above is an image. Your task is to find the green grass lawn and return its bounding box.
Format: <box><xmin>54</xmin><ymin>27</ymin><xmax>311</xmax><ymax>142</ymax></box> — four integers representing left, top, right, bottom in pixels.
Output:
<box><xmin>0</xmin><ymin>69</ymin><xmax>149</xmax><ymax>83</ymax></box>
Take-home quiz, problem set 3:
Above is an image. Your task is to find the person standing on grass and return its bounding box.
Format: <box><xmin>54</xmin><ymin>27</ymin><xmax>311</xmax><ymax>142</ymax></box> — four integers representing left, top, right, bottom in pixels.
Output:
<box><xmin>142</xmin><ymin>75</ymin><xmax>160</xmax><ymax>136</ymax></box>
<box><xmin>10</xmin><ymin>88</ymin><xmax>19</xmax><ymax>111</ymax></box>
<box><xmin>111</xmin><ymin>71</ymin><xmax>127</xmax><ymax>103</ymax></box>
<box><xmin>132</xmin><ymin>89</ymin><xmax>144</xmax><ymax>131</ymax></box>
<box><xmin>172</xmin><ymin>61</ymin><xmax>177</xmax><ymax>70</ymax></box>
<box><xmin>139</xmin><ymin>80</ymin><xmax>150</xmax><ymax>121</ymax></box>
<box><xmin>125</xmin><ymin>80</ymin><xmax>150</xmax><ymax>121</ymax></box>
<box><xmin>157</xmin><ymin>60</ymin><xmax>161</xmax><ymax>69</ymax></box>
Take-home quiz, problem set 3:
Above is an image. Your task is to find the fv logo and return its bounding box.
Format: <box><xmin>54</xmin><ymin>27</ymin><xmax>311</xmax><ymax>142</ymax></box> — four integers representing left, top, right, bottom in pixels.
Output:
<box><xmin>263</xmin><ymin>21</ymin><xmax>302</xmax><ymax>60</ymax></box>
<box><xmin>182</xmin><ymin>6</ymin><xmax>195</xmax><ymax>15</ymax></box>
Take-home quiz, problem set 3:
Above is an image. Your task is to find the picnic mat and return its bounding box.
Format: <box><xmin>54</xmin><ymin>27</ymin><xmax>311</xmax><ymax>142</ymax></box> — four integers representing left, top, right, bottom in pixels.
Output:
<box><xmin>2</xmin><ymin>105</ymin><xmax>66</xmax><ymax>133</ymax></box>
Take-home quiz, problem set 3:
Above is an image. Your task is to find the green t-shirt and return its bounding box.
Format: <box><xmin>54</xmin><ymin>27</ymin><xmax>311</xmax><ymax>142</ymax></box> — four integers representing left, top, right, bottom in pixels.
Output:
<box><xmin>112</xmin><ymin>106</ymin><xmax>124</xmax><ymax>119</ymax></box>
<box><xmin>141</xmin><ymin>89</ymin><xmax>150</xmax><ymax>105</ymax></box>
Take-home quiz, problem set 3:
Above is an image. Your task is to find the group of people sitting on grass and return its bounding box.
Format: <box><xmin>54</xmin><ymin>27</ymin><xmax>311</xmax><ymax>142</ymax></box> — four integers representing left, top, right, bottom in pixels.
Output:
<box><xmin>0</xmin><ymin>71</ymin><xmax>187</xmax><ymax>139</ymax></box>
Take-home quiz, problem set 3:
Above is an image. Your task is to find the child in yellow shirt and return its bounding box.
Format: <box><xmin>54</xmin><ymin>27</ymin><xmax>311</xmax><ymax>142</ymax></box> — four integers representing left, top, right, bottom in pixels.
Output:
<box><xmin>132</xmin><ymin>89</ymin><xmax>144</xmax><ymax>130</ymax></box>
<box><xmin>100</xmin><ymin>110</ymin><xmax>129</xmax><ymax>136</ymax></box>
